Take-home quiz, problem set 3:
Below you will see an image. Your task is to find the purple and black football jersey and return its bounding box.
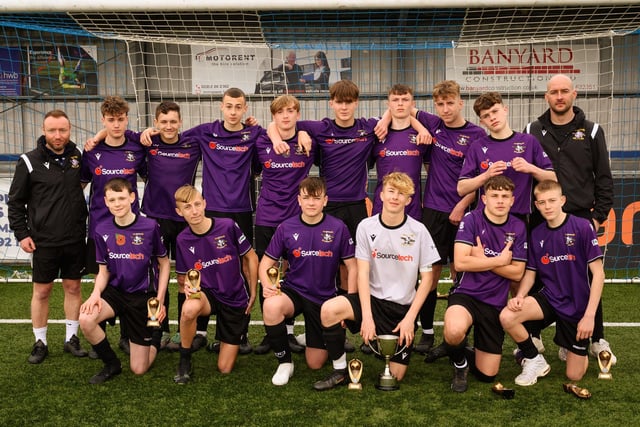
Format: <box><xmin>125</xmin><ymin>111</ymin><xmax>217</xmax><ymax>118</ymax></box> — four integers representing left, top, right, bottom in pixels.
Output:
<box><xmin>452</xmin><ymin>209</ymin><xmax>528</xmax><ymax>310</ymax></box>
<box><xmin>175</xmin><ymin>217</ymin><xmax>252</xmax><ymax>308</ymax></box>
<box><xmin>94</xmin><ymin>215</ymin><xmax>167</xmax><ymax>294</ymax></box>
<box><xmin>417</xmin><ymin>111</ymin><xmax>486</xmax><ymax>212</ymax></box>
<box><xmin>297</xmin><ymin>117</ymin><xmax>378</xmax><ymax>202</ymax></box>
<box><xmin>182</xmin><ymin>121</ymin><xmax>263</xmax><ymax>213</ymax></box>
<box><xmin>371</xmin><ymin>126</ymin><xmax>427</xmax><ymax>220</ymax></box>
<box><xmin>529</xmin><ymin>214</ymin><xmax>603</xmax><ymax>322</ymax></box>
<box><xmin>255</xmin><ymin>133</ymin><xmax>315</xmax><ymax>227</ymax></box>
<box><xmin>142</xmin><ymin>132</ymin><xmax>201</xmax><ymax>221</ymax></box>
<box><xmin>81</xmin><ymin>135</ymin><xmax>147</xmax><ymax>238</ymax></box>
<box><xmin>264</xmin><ymin>214</ymin><xmax>355</xmax><ymax>305</ymax></box>
<box><xmin>459</xmin><ymin>131</ymin><xmax>553</xmax><ymax>215</ymax></box>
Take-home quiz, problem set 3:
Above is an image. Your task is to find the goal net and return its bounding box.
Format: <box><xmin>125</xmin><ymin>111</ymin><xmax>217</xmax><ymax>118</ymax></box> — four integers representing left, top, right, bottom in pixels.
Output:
<box><xmin>0</xmin><ymin>6</ymin><xmax>639</xmax><ymax>278</ymax></box>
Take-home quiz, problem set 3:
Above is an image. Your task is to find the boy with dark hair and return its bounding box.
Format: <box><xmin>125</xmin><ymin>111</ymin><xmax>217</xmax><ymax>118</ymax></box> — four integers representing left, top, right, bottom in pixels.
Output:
<box><xmin>260</xmin><ymin>177</ymin><xmax>356</xmax><ymax>385</ymax></box>
<box><xmin>458</xmin><ymin>91</ymin><xmax>556</xmax><ymax>219</ymax></box>
<box><xmin>444</xmin><ymin>175</ymin><xmax>527</xmax><ymax>393</ymax></box>
<box><xmin>500</xmin><ymin>180</ymin><xmax>604</xmax><ymax>392</ymax></box>
<box><xmin>79</xmin><ymin>178</ymin><xmax>169</xmax><ymax>384</ymax></box>
<box><xmin>81</xmin><ymin>96</ymin><xmax>147</xmax><ymax>354</ymax></box>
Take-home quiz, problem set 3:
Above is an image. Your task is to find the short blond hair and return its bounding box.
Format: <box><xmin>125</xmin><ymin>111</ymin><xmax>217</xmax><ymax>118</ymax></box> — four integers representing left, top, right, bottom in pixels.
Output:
<box><xmin>382</xmin><ymin>172</ymin><xmax>415</xmax><ymax>196</ymax></box>
<box><xmin>174</xmin><ymin>184</ymin><xmax>202</xmax><ymax>205</ymax></box>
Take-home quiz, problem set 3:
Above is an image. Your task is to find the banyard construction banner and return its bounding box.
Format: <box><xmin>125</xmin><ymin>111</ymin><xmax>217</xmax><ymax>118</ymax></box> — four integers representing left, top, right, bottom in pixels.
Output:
<box><xmin>191</xmin><ymin>45</ymin><xmax>270</xmax><ymax>95</ymax></box>
<box><xmin>447</xmin><ymin>43</ymin><xmax>599</xmax><ymax>93</ymax></box>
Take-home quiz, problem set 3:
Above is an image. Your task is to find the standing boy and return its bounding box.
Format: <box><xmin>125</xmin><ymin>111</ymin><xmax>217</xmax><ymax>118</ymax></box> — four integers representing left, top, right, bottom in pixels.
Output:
<box><xmin>79</xmin><ymin>178</ymin><xmax>169</xmax><ymax>384</ymax></box>
<box><xmin>313</xmin><ymin>172</ymin><xmax>440</xmax><ymax>390</ymax></box>
<box><xmin>173</xmin><ymin>185</ymin><xmax>258</xmax><ymax>383</ymax></box>
<box><xmin>253</xmin><ymin>95</ymin><xmax>315</xmax><ymax>355</ymax></box>
<box><xmin>443</xmin><ymin>176</ymin><xmax>527</xmax><ymax>393</ymax></box>
<box><xmin>260</xmin><ymin>177</ymin><xmax>356</xmax><ymax>385</ymax></box>
<box><xmin>417</xmin><ymin>80</ymin><xmax>487</xmax><ymax>356</ymax></box>
<box><xmin>500</xmin><ymin>180</ymin><xmax>604</xmax><ymax>391</ymax></box>
<box><xmin>458</xmin><ymin>92</ymin><xmax>556</xmax><ymax>218</ymax></box>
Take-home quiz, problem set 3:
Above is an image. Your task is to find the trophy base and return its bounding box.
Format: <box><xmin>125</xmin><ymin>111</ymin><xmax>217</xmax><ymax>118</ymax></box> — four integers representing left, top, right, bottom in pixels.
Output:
<box><xmin>188</xmin><ymin>293</ymin><xmax>201</xmax><ymax>300</ymax></box>
<box><xmin>598</xmin><ymin>372</ymin><xmax>612</xmax><ymax>380</ymax></box>
<box><xmin>375</xmin><ymin>383</ymin><xmax>399</xmax><ymax>391</ymax></box>
<box><xmin>376</xmin><ymin>374</ymin><xmax>399</xmax><ymax>391</ymax></box>
<box><xmin>146</xmin><ymin>320</ymin><xmax>160</xmax><ymax>327</ymax></box>
<box><xmin>348</xmin><ymin>383</ymin><xmax>362</xmax><ymax>390</ymax></box>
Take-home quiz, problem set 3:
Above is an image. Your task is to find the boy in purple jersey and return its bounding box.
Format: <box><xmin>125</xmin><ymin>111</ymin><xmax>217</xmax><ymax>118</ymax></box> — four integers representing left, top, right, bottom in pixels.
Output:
<box><xmin>416</xmin><ymin>81</ymin><xmax>488</xmax><ymax>357</ymax></box>
<box><xmin>253</xmin><ymin>95</ymin><xmax>315</xmax><ymax>355</ymax></box>
<box><xmin>458</xmin><ymin>92</ymin><xmax>556</xmax><ymax>218</ymax></box>
<box><xmin>444</xmin><ymin>176</ymin><xmax>527</xmax><ymax>393</ymax></box>
<box><xmin>81</xmin><ymin>96</ymin><xmax>148</xmax><ymax>354</ymax></box>
<box><xmin>260</xmin><ymin>177</ymin><xmax>356</xmax><ymax>386</ymax></box>
<box><xmin>370</xmin><ymin>84</ymin><xmax>428</xmax><ymax>221</ymax></box>
<box><xmin>79</xmin><ymin>178</ymin><xmax>170</xmax><ymax>384</ymax></box>
<box><xmin>141</xmin><ymin>88</ymin><xmax>261</xmax><ymax>353</ymax></box>
<box><xmin>500</xmin><ymin>180</ymin><xmax>604</xmax><ymax>393</ymax></box>
<box><xmin>313</xmin><ymin>172</ymin><xmax>440</xmax><ymax>391</ymax></box>
<box><xmin>173</xmin><ymin>185</ymin><xmax>258</xmax><ymax>383</ymax></box>
<box><xmin>142</xmin><ymin>102</ymin><xmax>201</xmax><ymax>349</ymax></box>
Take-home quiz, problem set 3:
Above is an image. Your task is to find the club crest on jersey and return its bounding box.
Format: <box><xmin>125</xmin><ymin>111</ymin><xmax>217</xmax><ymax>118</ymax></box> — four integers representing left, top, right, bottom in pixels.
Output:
<box><xmin>293</xmin><ymin>233</ymin><xmax>299</xmax><ymax>241</ymax></box>
<box><xmin>504</xmin><ymin>232</ymin><xmax>515</xmax><ymax>244</ymax></box>
<box><xmin>358</xmin><ymin>129</ymin><xmax>367</xmax><ymax>137</ymax></box>
<box><xmin>214</xmin><ymin>236</ymin><xmax>227</xmax><ymax>249</ymax></box>
<box><xmin>512</xmin><ymin>142</ymin><xmax>525</xmax><ymax>154</ymax></box>
<box><xmin>400</xmin><ymin>234</ymin><xmax>415</xmax><ymax>246</ymax></box>
<box><xmin>125</xmin><ymin>151</ymin><xmax>136</xmax><ymax>162</ymax></box>
<box><xmin>294</xmin><ymin>145</ymin><xmax>305</xmax><ymax>156</ymax></box>
<box><xmin>132</xmin><ymin>233</ymin><xmax>144</xmax><ymax>245</ymax></box>
<box><xmin>572</xmin><ymin>129</ymin><xmax>586</xmax><ymax>140</ymax></box>
<box><xmin>409</xmin><ymin>134</ymin><xmax>417</xmax><ymax>145</ymax></box>
<box><xmin>321</xmin><ymin>230</ymin><xmax>335</xmax><ymax>243</ymax></box>
<box><xmin>564</xmin><ymin>233</ymin><xmax>576</xmax><ymax>247</ymax></box>
<box><xmin>115</xmin><ymin>233</ymin><xmax>126</xmax><ymax>246</ymax></box>
<box><xmin>70</xmin><ymin>157</ymin><xmax>80</xmax><ymax>168</ymax></box>
<box><xmin>189</xmin><ymin>246</ymin><xmax>195</xmax><ymax>254</ymax></box>
<box><xmin>241</xmin><ymin>133</ymin><xmax>251</xmax><ymax>142</ymax></box>
<box><xmin>456</xmin><ymin>135</ymin><xmax>470</xmax><ymax>146</ymax></box>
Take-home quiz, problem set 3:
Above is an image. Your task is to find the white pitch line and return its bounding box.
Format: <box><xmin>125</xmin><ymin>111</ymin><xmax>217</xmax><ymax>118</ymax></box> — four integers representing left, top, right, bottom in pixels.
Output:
<box><xmin>1</xmin><ymin>319</ymin><xmax>639</xmax><ymax>327</ymax></box>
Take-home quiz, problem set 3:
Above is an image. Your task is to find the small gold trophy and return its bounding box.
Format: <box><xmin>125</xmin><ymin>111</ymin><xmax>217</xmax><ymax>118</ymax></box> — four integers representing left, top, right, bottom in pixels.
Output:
<box><xmin>598</xmin><ymin>350</ymin><xmax>613</xmax><ymax>380</ymax></box>
<box><xmin>146</xmin><ymin>297</ymin><xmax>160</xmax><ymax>327</ymax></box>
<box><xmin>186</xmin><ymin>269</ymin><xmax>201</xmax><ymax>300</ymax></box>
<box><xmin>348</xmin><ymin>359</ymin><xmax>363</xmax><ymax>390</ymax></box>
<box><xmin>266</xmin><ymin>265</ymin><xmax>281</xmax><ymax>295</ymax></box>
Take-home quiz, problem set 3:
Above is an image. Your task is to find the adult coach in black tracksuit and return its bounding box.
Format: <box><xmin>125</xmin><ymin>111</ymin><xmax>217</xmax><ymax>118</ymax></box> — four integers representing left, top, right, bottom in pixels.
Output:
<box><xmin>525</xmin><ymin>74</ymin><xmax>615</xmax><ymax>364</ymax></box>
<box><xmin>8</xmin><ymin>109</ymin><xmax>89</xmax><ymax>364</ymax></box>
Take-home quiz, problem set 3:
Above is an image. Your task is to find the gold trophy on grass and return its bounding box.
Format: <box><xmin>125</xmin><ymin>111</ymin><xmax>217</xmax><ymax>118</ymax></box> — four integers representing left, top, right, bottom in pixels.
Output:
<box><xmin>348</xmin><ymin>359</ymin><xmax>363</xmax><ymax>390</ymax></box>
<box><xmin>369</xmin><ymin>334</ymin><xmax>406</xmax><ymax>391</ymax></box>
<box><xmin>146</xmin><ymin>297</ymin><xmax>160</xmax><ymax>327</ymax></box>
<box><xmin>266</xmin><ymin>265</ymin><xmax>281</xmax><ymax>295</ymax></box>
<box><xmin>186</xmin><ymin>268</ymin><xmax>201</xmax><ymax>299</ymax></box>
<box><xmin>598</xmin><ymin>350</ymin><xmax>613</xmax><ymax>380</ymax></box>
